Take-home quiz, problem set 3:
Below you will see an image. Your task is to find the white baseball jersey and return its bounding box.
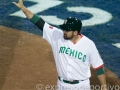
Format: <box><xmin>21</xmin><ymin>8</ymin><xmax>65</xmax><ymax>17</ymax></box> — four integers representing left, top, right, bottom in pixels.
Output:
<box><xmin>43</xmin><ymin>22</ymin><xmax>103</xmax><ymax>81</ymax></box>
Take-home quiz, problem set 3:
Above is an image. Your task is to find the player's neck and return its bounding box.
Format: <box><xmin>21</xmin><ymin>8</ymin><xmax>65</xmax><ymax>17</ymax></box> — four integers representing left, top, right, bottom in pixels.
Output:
<box><xmin>70</xmin><ymin>34</ymin><xmax>82</xmax><ymax>43</ymax></box>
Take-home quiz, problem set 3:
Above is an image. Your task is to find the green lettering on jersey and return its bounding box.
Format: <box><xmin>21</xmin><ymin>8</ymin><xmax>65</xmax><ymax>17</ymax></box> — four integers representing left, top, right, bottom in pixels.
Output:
<box><xmin>65</xmin><ymin>48</ymin><xmax>70</xmax><ymax>54</ymax></box>
<box><xmin>69</xmin><ymin>49</ymin><xmax>75</xmax><ymax>57</ymax></box>
<box><xmin>82</xmin><ymin>55</ymin><xmax>86</xmax><ymax>62</ymax></box>
<box><xmin>78</xmin><ymin>52</ymin><xmax>82</xmax><ymax>60</ymax></box>
<box><xmin>59</xmin><ymin>47</ymin><xmax>66</xmax><ymax>53</ymax></box>
<box><xmin>75</xmin><ymin>51</ymin><xmax>78</xmax><ymax>58</ymax></box>
<box><xmin>59</xmin><ymin>46</ymin><xmax>87</xmax><ymax>62</ymax></box>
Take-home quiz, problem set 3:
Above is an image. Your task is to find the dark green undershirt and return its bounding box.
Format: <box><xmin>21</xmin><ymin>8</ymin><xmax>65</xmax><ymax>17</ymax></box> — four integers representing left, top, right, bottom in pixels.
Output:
<box><xmin>30</xmin><ymin>14</ymin><xmax>40</xmax><ymax>24</ymax></box>
<box><xmin>96</xmin><ymin>67</ymin><xmax>105</xmax><ymax>76</ymax></box>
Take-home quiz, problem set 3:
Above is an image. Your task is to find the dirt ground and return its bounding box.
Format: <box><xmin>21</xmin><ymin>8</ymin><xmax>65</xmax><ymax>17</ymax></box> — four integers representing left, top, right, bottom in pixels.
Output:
<box><xmin>0</xmin><ymin>26</ymin><xmax>120</xmax><ymax>90</ymax></box>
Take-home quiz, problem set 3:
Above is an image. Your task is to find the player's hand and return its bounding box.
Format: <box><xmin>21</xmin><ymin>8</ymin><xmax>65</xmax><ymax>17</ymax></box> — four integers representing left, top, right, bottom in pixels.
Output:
<box><xmin>12</xmin><ymin>0</ymin><xmax>24</xmax><ymax>9</ymax></box>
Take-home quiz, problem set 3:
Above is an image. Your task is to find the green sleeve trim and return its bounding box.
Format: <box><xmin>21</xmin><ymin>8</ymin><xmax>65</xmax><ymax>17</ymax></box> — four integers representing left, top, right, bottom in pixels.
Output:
<box><xmin>30</xmin><ymin>14</ymin><xmax>40</xmax><ymax>24</ymax></box>
<box><xmin>96</xmin><ymin>67</ymin><xmax>105</xmax><ymax>76</ymax></box>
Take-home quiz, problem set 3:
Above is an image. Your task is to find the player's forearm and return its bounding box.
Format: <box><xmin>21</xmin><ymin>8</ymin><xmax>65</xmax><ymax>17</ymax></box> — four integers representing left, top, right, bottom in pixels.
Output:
<box><xmin>21</xmin><ymin>7</ymin><xmax>34</xmax><ymax>19</ymax></box>
<box><xmin>12</xmin><ymin>0</ymin><xmax>45</xmax><ymax>31</ymax></box>
<box><xmin>20</xmin><ymin>6</ymin><xmax>45</xmax><ymax>30</ymax></box>
<box><xmin>30</xmin><ymin>14</ymin><xmax>45</xmax><ymax>31</ymax></box>
<box><xmin>98</xmin><ymin>74</ymin><xmax>107</xmax><ymax>90</ymax></box>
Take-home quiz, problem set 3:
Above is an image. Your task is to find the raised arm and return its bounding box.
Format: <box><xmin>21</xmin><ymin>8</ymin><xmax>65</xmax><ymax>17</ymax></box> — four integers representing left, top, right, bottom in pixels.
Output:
<box><xmin>12</xmin><ymin>0</ymin><xmax>45</xmax><ymax>31</ymax></box>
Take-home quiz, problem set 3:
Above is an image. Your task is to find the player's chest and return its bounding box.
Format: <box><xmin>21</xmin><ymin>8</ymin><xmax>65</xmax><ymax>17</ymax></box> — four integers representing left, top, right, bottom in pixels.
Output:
<box><xmin>54</xmin><ymin>40</ymin><xmax>90</xmax><ymax>62</ymax></box>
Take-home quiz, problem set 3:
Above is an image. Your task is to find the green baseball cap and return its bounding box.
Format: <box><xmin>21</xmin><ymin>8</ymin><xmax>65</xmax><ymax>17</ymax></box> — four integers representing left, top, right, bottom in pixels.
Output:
<box><xmin>59</xmin><ymin>17</ymin><xmax>82</xmax><ymax>32</ymax></box>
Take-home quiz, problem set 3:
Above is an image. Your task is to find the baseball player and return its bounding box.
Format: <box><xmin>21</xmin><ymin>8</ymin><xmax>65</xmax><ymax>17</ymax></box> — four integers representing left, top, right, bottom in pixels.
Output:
<box><xmin>13</xmin><ymin>0</ymin><xmax>107</xmax><ymax>90</ymax></box>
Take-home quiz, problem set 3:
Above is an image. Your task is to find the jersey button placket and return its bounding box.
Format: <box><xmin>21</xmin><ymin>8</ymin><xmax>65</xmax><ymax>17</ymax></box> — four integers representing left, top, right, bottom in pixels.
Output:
<box><xmin>66</xmin><ymin>58</ymin><xmax>73</xmax><ymax>80</ymax></box>
<box><xmin>66</xmin><ymin>43</ymin><xmax>74</xmax><ymax>80</ymax></box>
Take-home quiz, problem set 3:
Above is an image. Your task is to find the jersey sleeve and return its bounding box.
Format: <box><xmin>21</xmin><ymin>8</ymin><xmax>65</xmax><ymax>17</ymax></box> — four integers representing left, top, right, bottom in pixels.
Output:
<box><xmin>30</xmin><ymin>14</ymin><xmax>63</xmax><ymax>45</ymax></box>
<box><xmin>89</xmin><ymin>42</ymin><xmax>104</xmax><ymax>69</ymax></box>
<box><xmin>43</xmin><ymin>23</ymin><xmax>63</xmax><ymax>45</ymax></box>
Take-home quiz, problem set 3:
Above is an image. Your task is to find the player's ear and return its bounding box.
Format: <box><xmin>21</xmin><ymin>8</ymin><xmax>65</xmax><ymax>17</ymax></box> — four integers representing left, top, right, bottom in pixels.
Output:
<box><xmin>74</xmin><ymin>30</ymin><xmax>78</xmax><ymax>35</ymax></box>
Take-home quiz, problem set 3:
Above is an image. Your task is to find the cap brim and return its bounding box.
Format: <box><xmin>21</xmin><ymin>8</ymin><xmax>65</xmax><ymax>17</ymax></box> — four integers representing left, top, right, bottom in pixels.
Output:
<box><xmin>59</xmin><ymin>24</ymin><xmax>68</xmax><ymax>31</ymax></box>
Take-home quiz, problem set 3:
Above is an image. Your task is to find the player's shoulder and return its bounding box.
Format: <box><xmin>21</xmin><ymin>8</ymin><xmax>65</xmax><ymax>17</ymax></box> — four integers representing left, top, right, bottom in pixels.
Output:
<box><xmin>82</xmin><ymin>35</ymin><xmax>95</xmax><ymax>45</ymax></box>
<box><xmin>44</xmin><ymin>22</ymin><xmax>62</xmax><ymax>32</ymax></box>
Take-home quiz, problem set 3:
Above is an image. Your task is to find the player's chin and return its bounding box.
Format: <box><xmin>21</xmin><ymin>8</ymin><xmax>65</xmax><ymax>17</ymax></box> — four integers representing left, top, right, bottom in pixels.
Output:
<box><xmin>63</xmin><ymin>35</ymin><xmax>67</xmax><ymax>39</ymax></box>
<box><xmin>63</xmin><ymin>36</ymin><xmax>69</xmax><ymax>40</ymax></box>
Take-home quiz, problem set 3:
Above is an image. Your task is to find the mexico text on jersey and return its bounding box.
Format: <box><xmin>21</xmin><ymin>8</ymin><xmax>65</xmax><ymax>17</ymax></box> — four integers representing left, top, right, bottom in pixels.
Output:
<box><xmin>59</xmin><ymin>46</ymin><xmax>86</xmax><ymax>62</ymax></box>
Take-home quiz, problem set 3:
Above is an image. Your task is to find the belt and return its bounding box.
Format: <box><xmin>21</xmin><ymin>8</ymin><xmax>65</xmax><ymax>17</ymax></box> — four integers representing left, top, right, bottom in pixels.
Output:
<box><xmin>58</xmin><ymin>76</ymin><xmax>82</xmax><ymax>84</ymax></box>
